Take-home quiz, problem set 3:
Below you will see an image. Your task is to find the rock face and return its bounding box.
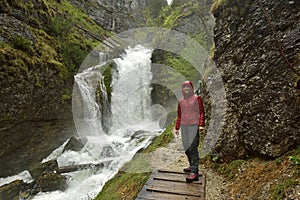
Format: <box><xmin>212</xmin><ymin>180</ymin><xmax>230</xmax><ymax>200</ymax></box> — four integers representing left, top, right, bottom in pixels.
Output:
<box><xmin>0</xmin><ymin>0</ymin><xmax>101</xmax><ymax>177</ymax></box>
<box><xmin>212</xmin><ymin>0</ymin><xmax>300</xmax><ymax>159</ymax></box>
<box><xmin>69</xmin><ymin>0</ymin><xmax>148</xmax><ymax>32</ymax></box>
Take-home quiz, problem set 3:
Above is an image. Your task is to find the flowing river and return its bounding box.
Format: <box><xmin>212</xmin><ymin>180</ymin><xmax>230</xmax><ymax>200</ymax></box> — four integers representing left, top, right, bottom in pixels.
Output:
<box><xmin>0</xmin><ymin>45</ymin><xmax>163</xmax><ymax>200</ymax></box>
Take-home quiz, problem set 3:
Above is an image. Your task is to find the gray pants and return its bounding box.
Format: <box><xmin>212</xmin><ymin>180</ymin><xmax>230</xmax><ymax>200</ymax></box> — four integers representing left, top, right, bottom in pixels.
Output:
<box><xmin>181</xmin><ymin>125</ymin><xmax>199</xmax><ymax>173</ymax></box>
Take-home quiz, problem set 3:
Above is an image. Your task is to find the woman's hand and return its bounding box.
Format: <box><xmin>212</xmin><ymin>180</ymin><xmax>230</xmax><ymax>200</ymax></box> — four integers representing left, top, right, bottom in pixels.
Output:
<box><xmin>199</xmin><ymin>126</ymin><xmax>205</xmax><ymax>132</ymax></box>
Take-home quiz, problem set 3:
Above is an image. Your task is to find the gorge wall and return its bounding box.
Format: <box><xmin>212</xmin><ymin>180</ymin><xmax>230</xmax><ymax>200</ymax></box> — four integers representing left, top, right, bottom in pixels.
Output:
<box><xmin>212</xmin><ymin>0</ymin><xmax>300</xmax><ymax>160</ymax></box>
<box><xmin>69</xmin><ymin>0</ymin><xmax>148</xmax><ymax>32</ymax></box>
<box><xmin>0</xmin><ymin>0</ymin><xmax>110</xmax><ymax>176</ymax></box>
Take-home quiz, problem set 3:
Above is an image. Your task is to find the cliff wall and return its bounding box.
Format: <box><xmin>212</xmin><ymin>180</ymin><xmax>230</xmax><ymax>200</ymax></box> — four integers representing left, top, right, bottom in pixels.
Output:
<box><xmin>212</xmin><ymin>0</ymin><xmax>300</xmax><ymax>159</ymax></box>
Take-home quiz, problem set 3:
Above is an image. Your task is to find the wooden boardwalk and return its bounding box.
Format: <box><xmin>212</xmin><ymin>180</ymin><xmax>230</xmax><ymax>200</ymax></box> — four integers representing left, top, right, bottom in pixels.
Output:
<box><xmin>136</xmin><ymin>169</ymin><xmax>206</xmax><ymax>200</ymax></box>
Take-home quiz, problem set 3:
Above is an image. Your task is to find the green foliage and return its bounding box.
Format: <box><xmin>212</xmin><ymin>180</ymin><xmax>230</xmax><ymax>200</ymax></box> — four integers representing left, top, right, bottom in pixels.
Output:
<box><xmin>62</xmin><ymin>44</ymin><xmax>88</xmax><ymax>73</ymax></box>
<box><xmin>61</xmin><ymin>89</ymin><xmax>72</xmax><ymax>103</ymax></box>
<box><xmin>166</xmin><ymin>54</ymin><xmax>200</xmax><ymax>82</ymax></box>
<box><xmin>102</xmin><ymin>63</ymin><xmax>114</xmax><ymax>96</ymax></box>
<box><xmin>214</xmin><ymin>159</ymin><xmax>245</xmax><ymax>180</ymax></box>
<box><xmin>273</xmin><ymin>178</ymin><xmax>298</xmax><ymax>200</ymax></box>
<box><xmin>161</xmin><ymin>6</ymin><xmax>181</xmax><ymax>28</ymax></box>
<box><xmin>290</xmin><ymin>146</ymin><xmax>300</xmax><ymax>176</ymax></box>
<box><xmin>11</xmin><ymin>35</ymin><xmax>32</xmax><ymax>52</ymax></box>
<box><xmin>95</xmin><ymin>172</ymin><xmax>150</xmax><ymax>200</ymax></box>
<box><xmin>143</xmin><ymin>125</ymin><xmax>174</xmax><ymax>153</ymax></box>
<box><xmin>47</xmin><ymin>17</ymin><xmax>72</xmax><ymax>37</ymax></box>
<box><xmin>289</xmin><ymin>156</ymin><xmax>300</xmax><ymax>166</ymax></box>
<box><xmin>212</xmin><ymin>156</ymin><xmax>219</xmax><ymax>162</ymax></box>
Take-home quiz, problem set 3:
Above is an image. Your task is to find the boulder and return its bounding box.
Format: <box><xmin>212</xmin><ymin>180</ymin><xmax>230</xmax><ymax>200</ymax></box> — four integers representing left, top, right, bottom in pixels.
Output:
<box><xmin>36</xmin><ymin>172</ymin><xmax>68</xmax><ymax>192</ymax></box>
<box><xmin>63</xmin><ymin>136</ymin><xmax>87</xmax><ymax>152</ymax></box>
<box><xmin>28</xmin><ymin>160</ymin><xmax>58</xmax><ymax>179</ymax></box>
<box><xmin>0</xmin><ymin>180</ymin><xmax>26</xmax><ymax>200</ymax></box>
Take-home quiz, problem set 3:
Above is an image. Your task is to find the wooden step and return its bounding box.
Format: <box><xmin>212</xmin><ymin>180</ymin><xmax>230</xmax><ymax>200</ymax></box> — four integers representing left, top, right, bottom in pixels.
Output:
<box><xmin>136</xmin><ymin>169</ymin><xmax>206</xmax><ymax>200</ymax></box>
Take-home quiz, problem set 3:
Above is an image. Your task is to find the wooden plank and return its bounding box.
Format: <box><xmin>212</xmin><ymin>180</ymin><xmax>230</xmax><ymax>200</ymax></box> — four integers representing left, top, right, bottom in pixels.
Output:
<box><xmin>145</xmin><ymin>179</ymin><xmax>205</xmax><ymax>194</ymax></box>
<box><xmin>136</xmin><ymin>170</ymin><xmax>206</xmax><ymax>200</ymax></box>
<box><xmin>157</xmin><ymin>169</ymin><xmax>187</xmax><ymax>174</ymax></box>
<box><xmin>152</xmin><ymin>172</ymin><xmax>204</xmax><ymax>184</ymax></box>
<box><xmin>136</xmin><ymin>192</ymin><xmax>202</xmax><ymax>200</ymax></box>
<box><xmin>157</xmin><ymin>169</ymin><xmax>204</xmax><ymax>176</ymax></box>
<box><xmin>146</xmin><ymin>185</ymin><xmax>203</xmax><ymax>198</ymax></box>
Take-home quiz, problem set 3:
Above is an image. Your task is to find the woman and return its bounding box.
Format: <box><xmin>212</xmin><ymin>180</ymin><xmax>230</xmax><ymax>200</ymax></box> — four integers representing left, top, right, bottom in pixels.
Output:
<box><xmin>175</xmin><ymin>81</ymin><xmax>205</xmax><ymax>182</ymax></box>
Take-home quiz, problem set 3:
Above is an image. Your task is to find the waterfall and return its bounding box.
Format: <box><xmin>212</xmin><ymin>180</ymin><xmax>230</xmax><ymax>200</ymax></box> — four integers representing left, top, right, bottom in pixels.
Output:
<box><xmin>110</xmin><ymin>45</ymin><xmax>153</xmax><ymax>131</ymax></box>
<box><xmin>0</xmin><ymin>45</ymin><xmax>161</xmax><ymax>200</ymax></box>
<box><xmin>73</xmin><ymin>45</ymin><xmax>155</xmax><ymax>136</ymax></box>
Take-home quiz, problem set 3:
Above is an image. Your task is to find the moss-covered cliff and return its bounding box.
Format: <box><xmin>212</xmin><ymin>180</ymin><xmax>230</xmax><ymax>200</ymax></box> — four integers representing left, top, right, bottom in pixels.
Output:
<box><xmin>0</xmin><ymin>0</ymin><xmax>110</xmax><ymax>177</ymax></box>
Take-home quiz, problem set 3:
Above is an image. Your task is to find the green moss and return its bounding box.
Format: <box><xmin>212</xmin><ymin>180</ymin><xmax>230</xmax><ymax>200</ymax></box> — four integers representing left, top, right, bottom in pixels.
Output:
<box><xmin>102</xmin><ymin>63</ymin><xmax>114</xmax><ymax>97</ymax></box>
<box><xmin>162</xmin><ymin>6</ymin><xmax>181</xmax><ymax>28</ymax></box>
<box><xmin>95</xmin><ymin>172</ymin><xmax>150</xmax><ymax>200</ymax></box>
<box><xmin>95</xmin><ymin>125</ymin><xmax>174</xmax><ymax>199</ymax></box>
<box><xmin>143</xmin><ymin>125</ymin><xmax>174</xmax><ymax>153</ymax></box>
<box><xmin>212</xmin><ymin>159</ymin><xmax>245</xmax><ymax>180</ymax></box>
<box><xmin>47</xmin><ymin>16</ymin><xmax>72</xmax><ymax>37</ymax></box>
<box><xmin>165</xmin><ymin>54</ymin><xmax>200</xmax><ymax>82</ymax></box>
<box><xmin>62</xmin><ymin>43</ymin><xmax>88</xmax><ymax>73</ymax></box>
<box><xmin>3</xmin><ymin>0</ymin><xmax>110</xmax><ymax>82</ymax></box>
<box><xmin>11</xmin><ymin>35</ymin><xmax>33</xmax><ymax>53</ymax></box>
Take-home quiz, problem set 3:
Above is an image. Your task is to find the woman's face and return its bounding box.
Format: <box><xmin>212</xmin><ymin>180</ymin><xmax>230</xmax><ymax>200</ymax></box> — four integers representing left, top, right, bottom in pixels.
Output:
<box><xmin>183</xmin><ymin>85</ymin><xmax>191</xmax><ymax>94</ymax></box>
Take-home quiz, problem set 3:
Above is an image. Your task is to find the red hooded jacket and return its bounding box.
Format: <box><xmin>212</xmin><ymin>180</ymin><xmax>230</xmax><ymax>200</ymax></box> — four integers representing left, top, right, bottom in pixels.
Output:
<box><xmin>175</xmin><ymin>81</ymin><xmax>205</xmax><ymax>130</ymax></box>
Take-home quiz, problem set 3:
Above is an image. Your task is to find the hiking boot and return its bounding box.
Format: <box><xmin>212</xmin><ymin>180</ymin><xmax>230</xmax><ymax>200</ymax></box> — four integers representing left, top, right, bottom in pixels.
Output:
<box><xmin>183</xmin><ymin>167</ymin><xmax>191</xmax><ymax>173</ymax></box>
<box><xmin>186</xmin><ymin>173</ymin><xmax>199</xmax><ymax>182</ymax></box>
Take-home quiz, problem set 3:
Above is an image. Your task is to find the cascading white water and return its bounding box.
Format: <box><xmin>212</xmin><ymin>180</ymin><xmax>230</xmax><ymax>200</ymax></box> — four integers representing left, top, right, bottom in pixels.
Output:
<box><xmin>0</xmin><ymin>45</ymin><xmax>162</xmax><ymax>200</ymax></box>
<box><xmin>110</xmin><ymin>45</ymin><xmax>153</xmax><ymax>131</ymax></box>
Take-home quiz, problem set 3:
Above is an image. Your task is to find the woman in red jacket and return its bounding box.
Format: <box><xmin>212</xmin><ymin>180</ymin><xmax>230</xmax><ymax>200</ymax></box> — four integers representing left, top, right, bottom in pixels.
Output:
<box><xmin>175</xmin><ymin>81</ymin><xmax>205</xmax><ymax>182</ymax></box>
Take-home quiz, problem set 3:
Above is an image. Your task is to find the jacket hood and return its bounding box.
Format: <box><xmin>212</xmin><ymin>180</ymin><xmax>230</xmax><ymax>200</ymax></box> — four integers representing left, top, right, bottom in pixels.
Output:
<box><xmin>182</xmin><ymin>81</ymin><xmax>194</xmax><ymax>98</ymax></box>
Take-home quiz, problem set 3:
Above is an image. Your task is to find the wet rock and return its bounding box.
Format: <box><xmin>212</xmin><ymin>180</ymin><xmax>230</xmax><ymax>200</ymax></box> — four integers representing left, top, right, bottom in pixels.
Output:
<box><xmin>28</xmin><ymin>160</ymin><xmax>58</xmax><ymax>179</ymax></box>
<box><xmin>212</xmin><ymin>0</ymin><xmax>300</xmax><ymax>159</ymax></box>
<box><xmin>36</xmin><ymin>172</ymin><xmax>68</xmax><ymax>192</ymax></box>
<box><xmin>63</xmin><ymin>136</ymin><xmax>88</xmax><ymax>152</ymax></box>
<box><xmin>100</xmin><ymin>145</ymin><xmax>115</xmax><ymax>158</ymax></box>
<box><xmin>0</xmin><ymin>180</ymin><xmax>26</xmax><ymax>200</ymax></box>
<box><xmin>131</xmin><ymin>130</ymin><xmax>147</xmax><ymax>139</ymax></box>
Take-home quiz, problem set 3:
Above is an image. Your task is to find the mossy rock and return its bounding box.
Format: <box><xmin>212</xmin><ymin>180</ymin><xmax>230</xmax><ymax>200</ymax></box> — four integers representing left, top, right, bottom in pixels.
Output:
<box><xmin>37</xmin><ymin>172</ymin><xmax>68</xmax><ymax>192</ymax></box>
<box><xmin>28</xmin><ymin>160</ymin><xmax>58</xmax><ymax>179</ymax></box>
<box><xmin>0</xmin><ymin>180</ymin><xmax>26</xmax><ymax>200</ymax></box>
